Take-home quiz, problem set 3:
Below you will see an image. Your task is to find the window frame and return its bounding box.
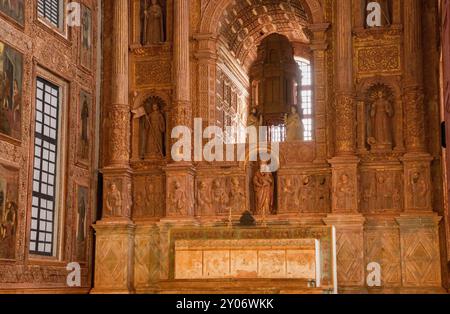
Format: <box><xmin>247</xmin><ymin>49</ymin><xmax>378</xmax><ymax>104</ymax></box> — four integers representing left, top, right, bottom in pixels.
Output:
<box><xmin>28</xmin><ymin>68</ymin><xmax>68</xmax><ymax>261</ymax></box>
<box><xmin>36</xmin><ymin>0</ymin><xmax>68</xmax><ymax>38</ymax></box>
<box><xmin>295</xmin><ymin>56</ymin><xmax>314</xmax><ymax>142</ymax></box>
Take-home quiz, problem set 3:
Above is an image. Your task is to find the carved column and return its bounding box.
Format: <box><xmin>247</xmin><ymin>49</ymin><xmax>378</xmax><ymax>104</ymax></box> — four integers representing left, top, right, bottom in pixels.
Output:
<box><xmin>164</xmin><ymin>0</ymin><xmax>196</xmax><ymax>221</ymax></box>
<box><xmin>93</xmin><ymin>0</ymin><xmax>135</xmax><ymax>294</ymax></box>
<box><xmin>326</xmin><ymin>1</ymin><xmax>364</xmax><ymax>293</ymax></box>
<box><xmin>402</xmin><ymin>0</ymin><xmax>433</xmax><ymax>213</ymax></box>
<box><xmin>309</xmin><ymin>23</ymin><xmax>330</xmax><ymax>164</ymax></box>
<box><xmin>330</xmin><ymin>0</ymin><xmax>360</xmax><ymax>214</ymax></box>
<box><xmin>403</xmin><ymin>0</ymin><xmax>426</xmax><ymax>154</ymax></box>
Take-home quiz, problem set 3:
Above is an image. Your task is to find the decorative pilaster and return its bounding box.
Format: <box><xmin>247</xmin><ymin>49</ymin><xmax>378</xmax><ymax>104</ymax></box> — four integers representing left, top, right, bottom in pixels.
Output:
<box><xmin>403</xmin><ymin>0</ymin><xmax>426</xmax><ymax>154</ymax></box>
<box><xmin>335</xmin><ymin>0</ymin><xmax>356</xmax><ymax>157</ymax></box>
<box><xmin>309</xmin><ymin>23</ymin><xmax>330</xmax><ymax>164</ymax></box>
<box><xmin>329</xmin><ymin>0</ymin><xmax>359</xmax><ymax>214</ymax></box>
<box><xmin>93</xmin><ymin>0</ymin><xmax>135</xmax><ymax>294</ymax></box>
<box><xmin>102</xmin><ymin>0</ymin><xmax>132</xmax><ymax>220</ymax></box>
<box><xmin>172</xmin><ymin>0</ymin><xmax>192</xmax><ymax>128</ymax></box>
<box><xmin>165</xmin><ymin>0</ymin><xmax>196</xmax><ymax>221</ymax></box>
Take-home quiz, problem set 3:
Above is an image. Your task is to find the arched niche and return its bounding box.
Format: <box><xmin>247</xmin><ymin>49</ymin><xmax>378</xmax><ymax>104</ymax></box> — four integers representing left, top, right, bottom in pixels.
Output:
<box><xmin>356</xmin><ymin>77</ymin><xmax>404</xmax><ymax>154</ymax></box>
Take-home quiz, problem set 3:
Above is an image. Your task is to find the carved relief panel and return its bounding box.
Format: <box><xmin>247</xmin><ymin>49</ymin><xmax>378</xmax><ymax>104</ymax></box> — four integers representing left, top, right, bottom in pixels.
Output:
<box><xmin>196</xmin><ymin>175</ymin><xmax>247</xmax><ymax>216</ymax></box>
<box><xmin>166</xmin><ymin>174</ymin><xmax>195</xmax><ymax>218</ymax></box>
<box><xmin>277</xmin><ymin>172</ymin><xmax>331</xmax><ymax>214</ymax></box>
<box><xmin>133</xmin><ymin>174</ymin><xmax>165</xmax><ymax>218</ymax></box>
<box><xmin>360</xmin><ymin>168</ymin><xmax>403</xmax><ymax>213</ymax></box>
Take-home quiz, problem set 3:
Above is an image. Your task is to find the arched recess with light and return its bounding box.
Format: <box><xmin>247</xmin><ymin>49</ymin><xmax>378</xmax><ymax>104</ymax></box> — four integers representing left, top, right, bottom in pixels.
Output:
<box><xmin>197</xmin><ymin>0</ymin><xmax>327</xmax><ymax>155</ymax></box>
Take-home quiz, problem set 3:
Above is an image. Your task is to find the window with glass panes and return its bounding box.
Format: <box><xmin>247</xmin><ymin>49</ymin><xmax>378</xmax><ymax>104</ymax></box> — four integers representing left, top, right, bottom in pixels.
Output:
<box><xmin>37</xmin><ymin>0</ymin><xmax>63</xmax><ymax>28</ymax></box>
<box><xmin>30</xmin><ymin>78</ymin><xmax>60</xmax><ymax>256</ymax></box>
<box><xmin>296</xmin><ymin>57</ymin><xmax>313</xmax><ymax>141</ymax></box>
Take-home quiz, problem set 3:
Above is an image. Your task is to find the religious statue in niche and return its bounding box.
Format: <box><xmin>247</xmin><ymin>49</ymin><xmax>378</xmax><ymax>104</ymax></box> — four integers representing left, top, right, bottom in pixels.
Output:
<box><xmin>248</xmin><ymin>107</ymin><xmax>262</xmax><ymax>129</ymax></box>
<box><xmin>253</xmin><ymin>162</ymin><xmax>274</xmax><ymax>216</ymax></box>
<box><xmin>410</xmin><ymin>171</ymin><xmax>429</xmax><ymax>209</ymax></box>
<box><xmin>105</xmin><ymin>182</ymin><xmax>122</xmax><ymax>217</ymax></box>
<box><xmin>366</xmin><ymin>85</ymin><xmax>395</xmax><ymax>152</ymax></box>
<box><xmin>170</xmin><ymin>181</ymin><xmax>187</xmax><ymax>216</ymax></box>
<box><xmin>285</xmin><ymin>106</ymin><xmax>304</xmax><ymax>142</ymax></box>
<box><xmin>228</xmin><ymin>178</ymin><xmax>246</xmax><ymax>213</ymax></box>
<box><xmin>142</xmin><ymin>0</ymin><xmax>165</xmax><ymax>45</ymax></box>
<box><xmin>334</xmin><ymin>173</ymin><xmax>354</xmax><ymax>210</ymax></box>
<box><xmin>0</xmin><ymin>41</ymin><xmax>23</xmax><ymax>140</ymax></box>
<box><xmin>135</xmin><ymin>97</ymin><xmax>166</xmax><ymax>159</ymax></box>
<box><xmin>196</xmin><ymin>181</ymin><xmax>212</xmax><ymax>215</ymax></box>
<box><xmin>79</xmin><ymin>92</ymin><xmax>91</xmax><ymax>161</ymax></box>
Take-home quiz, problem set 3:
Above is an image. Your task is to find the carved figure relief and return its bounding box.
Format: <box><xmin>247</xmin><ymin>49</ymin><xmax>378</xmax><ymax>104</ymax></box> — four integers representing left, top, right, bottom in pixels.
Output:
<box><xmin>285</xmin><ymin>106</ymin><xmax>304</xmax><ymax>142</ymax></box>
<box><xmin>212</xmin><ymin>179</ymin><xmax>228</xmax><ymax>214</ymax></box>
<box><xmin>334</xmin><ymin>173</ymin><xmax>355</xmax><ymax>211</ymax></box>
<box><xmin>105</xmin><ymin>182</ymin><xmax>122</xmax><ymax>218</ymax></box>
<box><xmin>298</xmin><ymin>176</ymin><xmax>315</xmax><ymax>213</ymax></box>
<box><xmin>142</xmin><ymin>0</ymin><xmax>165</xmax><ymax>45</ymax></box>
<box><xmin>170</xmin><ymin>181</ymin><xmax>187</xmax><ymax>216</ymax></box>
<box><xmin>409</xmin><ymin>171</ymin><xmax>429</xmax><ymax>209</ymax></box>
<box><xmin>0</xmin><ymin>41</ymin><xmax>23</xmax><ymax>140</ymax></box>
<box><xmin>196</xmin><ymin>181</ymin><xmax>212</xmax><ymax>215</ymax></box>
<box><xmin>366</xmin><ymin>85</ymin><xmax>395</xmax><ymax>152</ymax></box>
<box><xmin>281</xmin><ymin>177</ymin><xmax>297</xmax><ymax>210</ymax></box>
<box><xmin>253</xmin><ymin>165</ymin><xmax>274</xmax><ymax>216</ymax></box>
<box><xmin>361</xmin><ymin>170</ymin><xmax>403</xmax><ymax>212</ymax></box>
<box><xmin>228</xmin><ymin>178</ymin><xmax>246</xmax><ymax>213</ymax></box>
<box><xmin>133</xmin><ymin>176</ymin><xmax>164</xmax><ymax>218</ymax></box>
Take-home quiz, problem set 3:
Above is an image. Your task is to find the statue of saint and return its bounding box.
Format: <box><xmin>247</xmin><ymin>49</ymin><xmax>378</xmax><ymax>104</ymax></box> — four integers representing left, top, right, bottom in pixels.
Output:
<box><xmin>171</xmin><ymin>181</ymin><xmax>187</xmax><ymax>216</ymax></box>
<box><xmin>106</xmin><ymin>183</ymin><xmax>122</xmax><ymax>217</ymax></box>
<box><xmin>197</xmin><ymin>182</ymin><xmax>212</xmax><ymax>215</ymax></box>
<box><xmin>368</xmin><ymin>91</ymin><xmax>394</xmax><ymax>151</ymax></box>
<box><xmin>142</xmin><ymin>103</ymin><xmax>166</xmax><ymax>158</ymax></box>
<box><xmin>411</xmin><ymin>172</ymin><xmax>428</xmax><ymax>208</ymax></box>
<box><xmin>228</xmin><ymin>178</ymin><xmax>245</xmax><ymax>213</ymax></box>
<box><xmin>335</xmin><ymin>174</ymin><xmax>354</xmax><ymax>210</ymax></box>
<box><xmin>247</xmin><ymin>107</ymin><xmax>262</xmax><ymax>143</ymax></box>
<box><xmin>253</xmin><ymin>163</ymin><xmax>274</xmax><ymax>215</ymax></box>
<box><xmin>285</xmin><ymin>106</ymin><xmax>304</xmax><ymax>142</ymax></box>
<box><xmin>143</xmin><ymin>0</ymin><xmax>164</xmax><ymax>45</ymax></box>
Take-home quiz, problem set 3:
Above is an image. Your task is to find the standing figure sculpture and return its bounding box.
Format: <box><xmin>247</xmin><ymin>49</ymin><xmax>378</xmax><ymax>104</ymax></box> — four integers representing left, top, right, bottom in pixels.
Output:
<box><xmin>368</xmin><ymin>91</ymin><xmax>394</xmax><ymax>151</ymax></box>
<box><xmin>143</xmin><ymin>0</ymin><xmax>164</xmax><ymax>45</ymax></box>
<box><xmin>105</xmin><ymin>183</ymin><xmax>122</xmax><ymax>217</ymax></box>
<box><xmin>285</xmin><ymin>106</ymin><xmax>304</xmax><ymax>141</ymax></box>
<box><xmin>253</xmin><ymin>163</ymin><xmax>274</xmax><ymax>216</ymax></box>
<box><xmin>142</xmin><ymin>103</ymin><xmax>166</xmax><ymax>158</ymax></box>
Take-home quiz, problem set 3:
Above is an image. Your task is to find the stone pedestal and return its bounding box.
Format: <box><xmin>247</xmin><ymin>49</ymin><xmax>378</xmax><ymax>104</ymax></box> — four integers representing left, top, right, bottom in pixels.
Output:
<box><xmin>134</xmin><ymin>224</ymin><xmax>160</xmax><ymax>293</ymax></box>
<box><xmin>323</xmin><ymin>214</ymin><xmax>366</xmax><ymax>292</ymax></box>
<box><xmin>396</xmin><ymin>214</ymin><xmax>443</xmax><ymax>291</ymax></box>
<box><xmin>91</xmin><ymin>221</ymin><xmax>136</xmax><ymax>294</ymax></box>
